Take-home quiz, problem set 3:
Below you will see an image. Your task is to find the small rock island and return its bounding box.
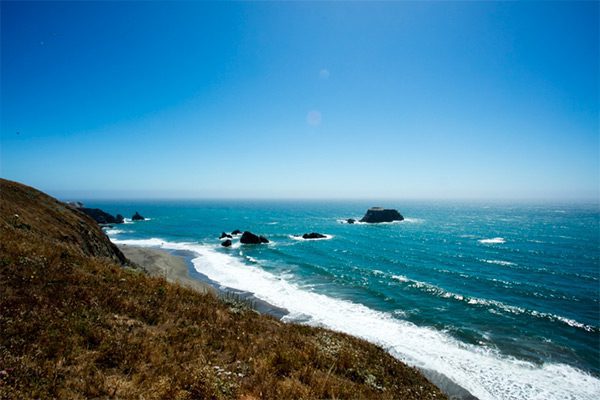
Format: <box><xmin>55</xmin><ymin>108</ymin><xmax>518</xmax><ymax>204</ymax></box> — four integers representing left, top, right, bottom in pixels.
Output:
<box><xmin>302</xmin><ymin>232</ymin><xmax>327</xmax><ymax>239</ymax></box>
<box><xmin>240</xmin><ymin>231</ymin><xmax>269</xmax><ymax>244</ymax></box>
<box><xmin>359</xmin><ymin>207</ymin><xmax>404</xmax><ymax>223</ymax></box>
<box><xmin>132</xmin><ymin>211</ymin><xmax>146</xmax><ymax>221</ymax></box>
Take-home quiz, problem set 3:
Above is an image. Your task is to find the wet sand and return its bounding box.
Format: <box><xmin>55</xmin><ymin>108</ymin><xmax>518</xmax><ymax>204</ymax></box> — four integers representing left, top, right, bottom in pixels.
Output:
<box><xmin>119</xmin><ymin>244</ymin><xmax>216</xmax><ymax>295</ymax></box>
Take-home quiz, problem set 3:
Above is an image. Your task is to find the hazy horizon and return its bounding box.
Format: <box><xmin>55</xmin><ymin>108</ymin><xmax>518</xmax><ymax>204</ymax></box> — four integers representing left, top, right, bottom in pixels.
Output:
<box><xmin>1</xmin><ymin>1</ymin><xmax>598</xmax><ymax>201</ymax></box>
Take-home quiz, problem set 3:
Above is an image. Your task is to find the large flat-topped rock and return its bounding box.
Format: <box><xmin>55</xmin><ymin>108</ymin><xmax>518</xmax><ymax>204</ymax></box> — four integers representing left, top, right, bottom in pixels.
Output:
<box><xmin>359</xmin><ymin>207</ymin><xmax>404</xmax><ymax>223</ymax></box>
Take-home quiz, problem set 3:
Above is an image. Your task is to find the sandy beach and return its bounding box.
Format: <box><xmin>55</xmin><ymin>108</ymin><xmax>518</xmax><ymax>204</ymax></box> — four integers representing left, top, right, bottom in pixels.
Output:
<box><xmin>119</xmin><ymin>244</ymin><xmax>216</xmax><ymax>295</ymax></box>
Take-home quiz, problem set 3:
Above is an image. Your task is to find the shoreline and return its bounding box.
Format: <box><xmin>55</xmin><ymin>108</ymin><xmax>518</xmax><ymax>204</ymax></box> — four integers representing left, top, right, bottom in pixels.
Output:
<box><xmin>118</xmin><ymin>243</ymin><xmax>477</xmax><ymax>400</ymax></box>
<box><xmin>118</xmin><ymin>244</ymin><xmax>216</xmax><ymax>295</ymax></box>
<box><xmin>118</xmin><ymin>244</ymin><xmax>289</xmax><ymax>319</ymax></box>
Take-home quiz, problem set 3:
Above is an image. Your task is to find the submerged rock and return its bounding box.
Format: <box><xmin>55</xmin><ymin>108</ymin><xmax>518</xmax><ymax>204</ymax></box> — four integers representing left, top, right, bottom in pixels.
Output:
<box><xmin>240</xmin><ymin>231</ymin><xmax>269</xmax><ymax>244</ymax></box>
<box><xmin>346</xmin><ymin>218</ymin><xmax>356</xmax><ymax>224</ymax></box>
<box><xmin>221</xmin><ymin>239</ymin><xmax>232</xmax><ymax>247</ymax></box>
<box><xmin>302</xmin><ymin>232</ymin><xmax>327</xmax><ymax>239</ymax></box>
<box><xmin>219</xmin><ymin>232</ymin><xmax>233</xmax><ymax>239</ymax></box>
<box><xmin>359</xmin><ymin>207</ymin><xmax>404</xmax><ymax>223</ymax></box>
<box><xmin>132</xmin><ymin>212</ymin><xmax>145</xmax><ymax>221</ymax></box>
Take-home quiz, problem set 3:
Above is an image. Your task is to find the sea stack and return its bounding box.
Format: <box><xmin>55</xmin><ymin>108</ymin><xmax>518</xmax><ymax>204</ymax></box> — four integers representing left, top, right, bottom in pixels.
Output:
<box><xmin>359</xmin><ymin>207</ymin><xmax>404</xmax><ymax>223</ymax></box>
<box><xmin>132</xmin><ymin>211</ymin><xmax>145</xmax><ymax>221</ymax></box>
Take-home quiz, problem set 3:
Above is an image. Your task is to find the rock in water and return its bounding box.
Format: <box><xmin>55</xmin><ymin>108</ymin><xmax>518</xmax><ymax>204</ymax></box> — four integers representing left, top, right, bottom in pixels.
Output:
<box><xmin>219</xmin><ymin>232</ymin><xmax>233</xmax><ymax>239</ymax></box>
<box><xmin>221</xmin><ymin>239</ymin><xmax>232</xmax><ymax>247</ymax></box>
<box><xmin>359</xmin><ymin>207</ymin><xmax>404</xmax><ymax>223</ymax></box>
<box><xmin>346</xmin><ymin>218</ymin><xmax>356</xmax><ymax>224</ymax></box>
<box><xmin>231</xmin><ymin>229</ymin><xmax>242</xmax><ymax>235</ymax></box>
<box><xmin>302</xmin><ymin>232</ymin><xmax>327</xmax><ymax>239</ymax></box>
<box><xmin>79</xmin><ymin>207</ymin><xmax>123</xmax><ymax>225</ymax></box>
<box><xmin>132</xmin><ymin>212</ymin><xmax>145</xmax><ymax>221</ymax></box>
<box><xmin>240</xmin><ymin>231</ymin><xmax>269</xmax><ymax>244</ymax></box>
<box><xmin>115</xmin><ymin>214</ymin><xmax>124</xmax><ymax>224</ymax></box>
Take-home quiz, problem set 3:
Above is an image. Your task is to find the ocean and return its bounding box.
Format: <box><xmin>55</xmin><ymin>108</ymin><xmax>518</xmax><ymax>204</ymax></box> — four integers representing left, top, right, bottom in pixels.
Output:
<box><xmin>88</xmin><ymin>199</ymin><xmax>599</xmax><ymax>400</ymax></box>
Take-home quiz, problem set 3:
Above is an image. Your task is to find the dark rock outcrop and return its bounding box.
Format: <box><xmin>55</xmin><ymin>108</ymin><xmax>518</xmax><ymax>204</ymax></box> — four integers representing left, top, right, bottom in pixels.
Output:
<box><xmin>132</xmin><ymin>212</ymin><xmax>145</xmax><ymax>221</ymax></box>
<box><xmin>219</xmin><ymin>232</ymin><xmax>233</xmax><ymax>239</ymax></box>
<box><xmin>115</xmin><ymin>214</ymin><xmax>124</xmax><ymax>224</ymax></box>
<box><xmin>346</xmin><ymin>218</ymin><xmax>356</xmax><ymax>224</ymax></box>
<box><xmin>240</xmin><ymin>231</ymin><xmax>269</xmax><ymax>244</ymax></box>
<box><xmin>231</xmin><ymin>229</ymin><xmax>242</xmax><ymax>235</ymax></box>
<box><xmin>302</xmin><ymin>232</ymin><xmax>327</xmax><ymax>239</ymax></box>
<box><xmin>359</xmin><ymin>207</ymin><xmax>404</xmax><ymax>223</ymax></box>
<box><xmin>221</xmin><ymin>239</ymin><xmax>232</xmax><ymax>247</ymax></box>
<box><xmin>80</xmin><ymin>207</ymin><xmax>123</xmax><ymax>225</ymax></box>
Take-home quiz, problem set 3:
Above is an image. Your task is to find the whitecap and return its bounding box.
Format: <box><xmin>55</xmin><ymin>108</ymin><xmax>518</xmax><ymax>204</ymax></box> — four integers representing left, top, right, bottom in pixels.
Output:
<box><xmin>481</xmin><ymin>259</ymin><xmax>516</xmax><ymax>266</ymax></box>
<box><xmin>392</xmin><ymin>274</ymin><xmax>410</xmax><ymax>282</ymax></box>
<box><xmin>479</xmin><ymin>237</ymin><xmax>506</xmax><ymax>244</ymax></box>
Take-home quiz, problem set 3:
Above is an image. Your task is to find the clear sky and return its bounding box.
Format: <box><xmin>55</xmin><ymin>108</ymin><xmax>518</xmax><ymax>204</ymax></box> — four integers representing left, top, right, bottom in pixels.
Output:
<box><xmin>1</xmin><ymin>1</ymin><xmax>598</xmax><ymax>200</ymax></box>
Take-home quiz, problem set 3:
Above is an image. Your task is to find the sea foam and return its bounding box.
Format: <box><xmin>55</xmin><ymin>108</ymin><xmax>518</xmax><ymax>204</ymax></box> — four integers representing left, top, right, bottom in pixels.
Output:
<box><xmin>110</xmin><ymin>237</ymin><xmax>600</xmax><ymax>400</ymax></box>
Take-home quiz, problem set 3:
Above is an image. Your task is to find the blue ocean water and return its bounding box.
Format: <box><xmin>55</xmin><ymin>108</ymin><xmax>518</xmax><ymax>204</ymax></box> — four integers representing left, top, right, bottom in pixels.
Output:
<box><xmin>89</xmin><ymin>200</ymin><xmax>599</xmax><ymax>399</ymax></box>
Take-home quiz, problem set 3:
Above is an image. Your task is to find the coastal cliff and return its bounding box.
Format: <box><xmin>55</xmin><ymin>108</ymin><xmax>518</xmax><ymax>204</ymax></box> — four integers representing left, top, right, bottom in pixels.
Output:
<box><xmin>0</xmin><ymin>179</ymin><xmax>446</xmax><ymax>399</ymax></box>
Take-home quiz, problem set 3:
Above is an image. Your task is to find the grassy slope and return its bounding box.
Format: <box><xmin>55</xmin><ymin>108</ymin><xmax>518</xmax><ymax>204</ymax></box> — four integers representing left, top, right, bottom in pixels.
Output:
<box><xmin>0</xmin><ymin>179</ymin><xmax>446</xmax><ymax>399</ymax></box>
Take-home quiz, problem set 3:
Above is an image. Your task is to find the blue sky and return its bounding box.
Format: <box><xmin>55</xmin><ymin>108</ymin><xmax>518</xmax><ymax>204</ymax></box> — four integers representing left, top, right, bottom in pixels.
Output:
<box><xmin>1</xmin><ymin>1</ymin><xmax>598</xmax><ymax>199</ymax></box>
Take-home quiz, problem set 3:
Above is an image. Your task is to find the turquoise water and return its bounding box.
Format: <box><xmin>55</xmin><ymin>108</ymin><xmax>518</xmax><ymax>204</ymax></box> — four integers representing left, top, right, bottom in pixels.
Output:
<box><xmin>89</xmin><ymin>200</ymin><xmax>600</xmax><ymax>399</ymax></box>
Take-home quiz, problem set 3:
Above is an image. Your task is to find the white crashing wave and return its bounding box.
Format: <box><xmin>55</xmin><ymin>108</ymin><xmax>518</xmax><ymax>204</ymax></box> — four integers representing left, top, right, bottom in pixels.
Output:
<box><xmin>479</xmin><ymin>237</ymin><xmax>506</xmax><ymax>244</ymax></box>
<box><xmin>104</xmin><ymin>228</ymin><xmax>125</xmax><ymax>236</ymax></box>
<box><xmin>337</xmin><ymin>218</ymin><xmax>366</xmax><ymax>224</ymax></box>
<box><xmin>110</xmin><ymin>237</ymin><xmax>600</xmax><ymax>400</ymax></box>
<box><xmin>390</xmin><ymin>274</ymin><xmax>596</xmax><ymax>333</ymax></box>
<box><xmin>403</xmin><ymin>218</ymin><xmax>424</xmax><ymax>223</ymax></box>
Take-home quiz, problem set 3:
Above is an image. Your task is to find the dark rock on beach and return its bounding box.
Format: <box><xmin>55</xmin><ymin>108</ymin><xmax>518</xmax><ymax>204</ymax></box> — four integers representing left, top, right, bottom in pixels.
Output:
<box><xmin>221</xmin><ymin>239</ymin><xmax>232</xmax><ymax>247</ymax></box>
<box><xmin>240</xmin><ymin>231</ymin><xmax>269</xmax><ymax>244</ymax></box>
<box><xmin>79</xmin><ymin>207</ymin><xmax>123</xmax><ymax>225</ymax></box>
<box><xmin>346</xmin><ymin>218</ymin><xmax>356</xmax><ymax>224</ymax></box>
<box><xmin>302</xmin><ymin>232</ymin><xmax>327</xmax><ymax>239</ymax></box>
<box><xmin>231</xmin><ymin>229</ymin><xmax>242</xmax><ymax>235</ymax></box>
<box><xmin>219</xmin><ymin>232</ymin><xmax>233</xmax><ymax>239</ymax></box>
<box><xmin>132</xmin><ymin>211</ymin><xmax>145</xmax><ymax>221</ymax></box>
<box><xmin>359</xmin><ymin>207</ymin><xmax>404</xmax><ymax>223</ymax></box>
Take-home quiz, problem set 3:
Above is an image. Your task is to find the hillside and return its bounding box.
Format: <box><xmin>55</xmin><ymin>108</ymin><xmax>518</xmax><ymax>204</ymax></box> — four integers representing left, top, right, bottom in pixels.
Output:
<box><xmin>0</xmin><ymin>179</ymin><xmax>446</xmax><ymax>399</ymax></box>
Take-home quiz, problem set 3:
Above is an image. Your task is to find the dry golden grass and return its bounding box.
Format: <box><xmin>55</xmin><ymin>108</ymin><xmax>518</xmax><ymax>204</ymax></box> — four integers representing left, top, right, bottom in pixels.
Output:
<box><xmin>0</xmin><ymin>179</ymin><xmax>446</xmax><ymax>399</ymax></box>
